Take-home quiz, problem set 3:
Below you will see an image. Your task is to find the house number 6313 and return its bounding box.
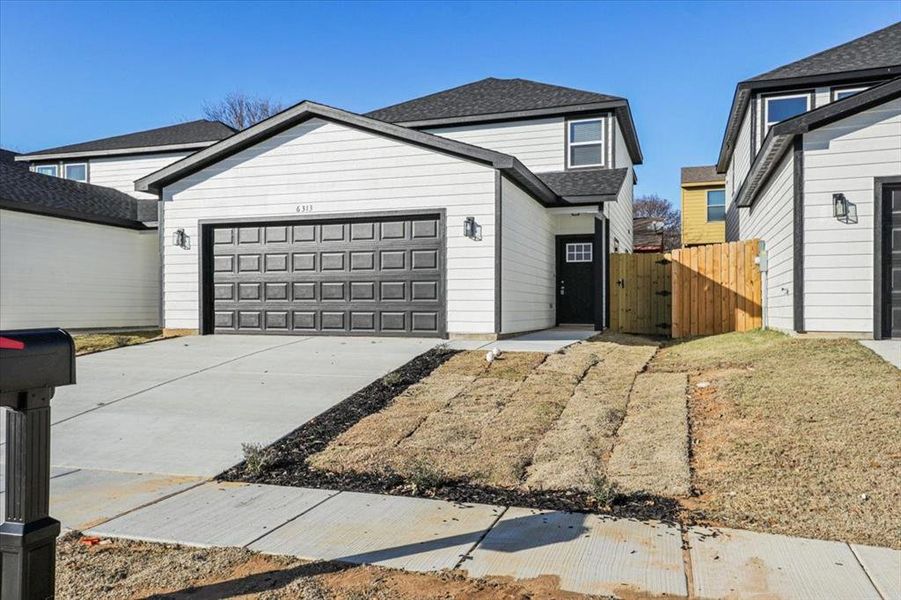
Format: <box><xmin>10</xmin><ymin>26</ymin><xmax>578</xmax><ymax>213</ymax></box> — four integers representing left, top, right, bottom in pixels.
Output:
<box><xmin>296</xmin><ymin>204</ymin><xmax>313</xmax><ymax>213</ymax></box>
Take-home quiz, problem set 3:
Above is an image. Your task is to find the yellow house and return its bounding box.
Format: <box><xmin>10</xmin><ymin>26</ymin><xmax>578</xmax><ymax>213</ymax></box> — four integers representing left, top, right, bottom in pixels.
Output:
<box><xmin>680</xmin><ymin>165</ymin><xmax>726</xmax><ymax>247</ymax></box>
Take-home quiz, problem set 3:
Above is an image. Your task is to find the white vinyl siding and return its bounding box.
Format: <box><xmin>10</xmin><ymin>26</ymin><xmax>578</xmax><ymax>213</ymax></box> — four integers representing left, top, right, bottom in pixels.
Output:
<box><xmin>0</xmin><ymin>209</ymin><xmax>159</xmax><ymax>329</ymax></box>
<box><xmin>500</xmin><ymin>176</ymin><xmax>555</xmax><ymax>334</ymax></box>
<box><xmin>425</xmin><ymin>117</ymin><xmax>564</xmax><ymax>173</ymax></box>
<box><xmin>739</xmin><ymin>151</ymin><xmax>795</xmax><ymax>332</ymax></box>
<box><xmin>801</xmin><ymin>97</ymin><xmax>901</xmax><ymax>333</ymax></box>
<box><xmin>605</xmin><ymin>171</ymin><xmax>632</xmax><ymax>253</ymax></box>
<box><xmin>161</xmin><ymin>118</ymin><xmax>498</xmax><ymax>335</ymax></box>
<box><xmin>89</xmin><ymin>152</ymin><xmax>192</xmax><ymax>200</ymax></box>
<box><xmin>725</xmin><ymin>106</ymin><xmax>754</xmax><ymax>240</ymax></box>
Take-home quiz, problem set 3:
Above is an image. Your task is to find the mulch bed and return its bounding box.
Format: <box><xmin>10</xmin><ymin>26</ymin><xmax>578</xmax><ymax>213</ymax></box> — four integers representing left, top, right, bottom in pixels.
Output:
<box><xmin>220</xmin><ymin>346</ymin><xmax>682</xmax><ymax>524</ymax></box>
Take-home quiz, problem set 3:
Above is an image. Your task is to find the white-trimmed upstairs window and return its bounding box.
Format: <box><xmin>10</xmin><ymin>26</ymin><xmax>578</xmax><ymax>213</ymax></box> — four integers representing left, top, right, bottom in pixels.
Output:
<box><xmin>565</xmin><ymin>242</ymin><xmax>593</xmax><ymax>262</ymax></box>
<box><xmin>567</xmin><ymin>118</ymin><xmax>604</xmax><ymax>168</ymax></box>
<box><xmin>707</xmin><ymin>188</ymin><xmax>726</xmax><ymax>222</ymax></box>
<box><xmin>34</xmin><ymin>164</ymin><xmax>58</xmax><ymax>177</ymax></box>
<box><xmin>833</xmin><ymin>86</ymin><xmax>868</xmax><ymax>101</ymax></box>
<box><xmin>64</xmin><ymin>163</ymin><xmax>87</xmax><ymax>182</ymax></box>
<box><xmin>764</xmin><ymin>94</ymin><xmax>810</xmax><ymax>130</ymax></box>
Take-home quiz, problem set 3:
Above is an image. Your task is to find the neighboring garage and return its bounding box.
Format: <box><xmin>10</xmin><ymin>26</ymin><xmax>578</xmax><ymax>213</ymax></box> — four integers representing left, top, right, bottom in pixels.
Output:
<box><xmin>203</xmin><ymin>213</ymin><xmax>445</xmax><ymax>336</ymax></box>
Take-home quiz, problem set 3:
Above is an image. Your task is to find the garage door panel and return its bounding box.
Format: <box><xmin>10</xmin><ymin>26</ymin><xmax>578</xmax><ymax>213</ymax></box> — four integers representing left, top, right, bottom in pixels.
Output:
<box><xmin>208</xmin><ymin>214</ymin><xmax>444</xmax><ymax>336</ymax></box>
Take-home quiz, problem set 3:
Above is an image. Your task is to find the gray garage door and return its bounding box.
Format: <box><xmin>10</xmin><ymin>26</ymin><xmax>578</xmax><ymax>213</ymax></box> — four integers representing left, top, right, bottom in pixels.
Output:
<box><xmin>205</xmin><ymin>214</ymin><xmax>444</xmax><ymax>336</ymax></box>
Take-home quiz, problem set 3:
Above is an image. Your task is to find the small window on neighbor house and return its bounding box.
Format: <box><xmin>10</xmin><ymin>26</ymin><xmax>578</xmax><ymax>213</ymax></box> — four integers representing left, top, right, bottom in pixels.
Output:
<box><xmin>565</xmin><ymin>242</ymin><xmax>593</xmax><ymax>263</ymax></box>
<box><xmin>567</xmin><ymin>118</ymin><xmax>604</xmax><ymax>168</ymax></box>
<box><xmin>764</xmin><ymin>94</ymin><xmax>810</xmax><ymax>130</ymax></box>
<box><xmin>834</xmin><ymin>86</ymin><xmax>868</xmax><ymax>101</ymax></box>
<box><xmin>64</xmin><ymin>163</ymin><xmax>87</xmax><ymax>182</ymax></box>
<box><xmin>34</xmin><ymin>164</ymin><xmax>58</xmax><ymax>177</ymax></box>
<box><xmin>707</xmin><ymin>189</ymin><xmax>726</xmax><ymax>222</ymax></box>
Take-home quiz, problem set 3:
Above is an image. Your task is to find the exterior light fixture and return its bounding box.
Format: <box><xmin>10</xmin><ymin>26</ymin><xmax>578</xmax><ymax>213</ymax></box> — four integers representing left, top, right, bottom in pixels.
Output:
<box><xmin>833</xmin><ymin>193</ymin><xmax>849</xmax><ymax>219</ymax></box>
<box><xmin>463</xmin><ymin>217</ymin><xmax>482</xmax><ymax>241</ymax></box>
<box><xmin>172</xmin><ymin>228</ymin><xmax>190</xmax><ymax>249</ymax></box>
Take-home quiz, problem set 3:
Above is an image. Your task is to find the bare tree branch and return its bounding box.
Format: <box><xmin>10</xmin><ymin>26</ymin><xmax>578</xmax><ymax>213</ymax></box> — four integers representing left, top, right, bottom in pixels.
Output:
<box><xmin>634</xmin><ymin>193</ymin><xmax>681</xmax><ymax>250</ymax></box>
<box><xmin>202</xmin><ymin>91</ymin><xmax>284</xmax><ymax>130</ymax></box>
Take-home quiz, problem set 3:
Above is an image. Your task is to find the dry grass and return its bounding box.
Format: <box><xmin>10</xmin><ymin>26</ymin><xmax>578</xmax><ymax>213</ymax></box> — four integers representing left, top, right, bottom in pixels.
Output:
<box><xmin>309</xmin><ymin>336</ymin><xmax>661</xmax><ymax>494</ymax></box>
<box><xmin>524</xmin><ymin>340</ymin><xmax>658</xmax><ymax>491</ymax></box>
<box><xmin>606</xmin><ymin>372</ymin><xmax>690</xmax><ymax>496</ymax></box>
<box><xmin>652</xmin><ymin>330</ymin><xmax>901</xmax><ymax>548</ymax></box>
<box><xmin>56</xmin><ymin>534</ymin><xmax>592</xmax><ymax>599</ymax></box>
<box><xmin>73</xmin><ymin>330</ymin><xmax>164</xmax><ymax>355</ymax></box>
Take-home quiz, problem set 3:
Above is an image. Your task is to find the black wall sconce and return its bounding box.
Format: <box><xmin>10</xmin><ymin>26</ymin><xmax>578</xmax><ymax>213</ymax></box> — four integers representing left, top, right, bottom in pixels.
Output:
<box><xmin>833</xmin><ymin>193</ymin><xmax>848</xmax><ymax>219</ymax></box>
<box><xmin>832</xmin><ymin>193</ymin><xmax>857</xmax><ymax>224</ymax></box>
<box><xmin>172</xmin><ymin>228</ymin><xmax>191</xmax><ymax>249</ymax></box>
<box><xmin>463</xmin><ymin>217</ymin><xmax>482</xmax><ymax>241</ymax></box>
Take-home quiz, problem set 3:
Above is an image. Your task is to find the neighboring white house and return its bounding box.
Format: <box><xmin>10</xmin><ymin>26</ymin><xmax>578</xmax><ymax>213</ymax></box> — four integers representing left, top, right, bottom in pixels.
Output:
<box><xmin>718</xmin><ymin>23</ymin><xmax>901</xmax><ymax>339</ymax></box>
<box><xmin>0</xmin><ymin>158</ymin><xmax>159</xmax><ymax>330</ymax></box>
<box><xmin>14</xmin><ymin>119</ymin><xmax>235</xmax><ymax>201</ymax></box>
<box><xmin>134</xmin><ymin>78</ymin><xmax>643</xmax><ymax>338</ymax></box>
<box><xmin>0</xmin><ymin>121</ymin><xmax>236</xmax><ymax>330</ymax></box>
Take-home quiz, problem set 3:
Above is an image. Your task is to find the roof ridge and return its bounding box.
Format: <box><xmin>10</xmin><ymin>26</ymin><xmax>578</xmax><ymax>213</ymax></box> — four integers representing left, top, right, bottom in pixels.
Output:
<box><xmin>365</xmin><ymin>77</ymin><xmax>499</xmax><ymax>119</ymax></box>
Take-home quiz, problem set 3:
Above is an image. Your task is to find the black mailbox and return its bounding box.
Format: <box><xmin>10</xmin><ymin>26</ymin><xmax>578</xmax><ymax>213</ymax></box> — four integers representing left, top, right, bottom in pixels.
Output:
<box><xmin>1</xmin><ymin>328</ymin><xmax>76</xmax><ymax>600</ymax></box>
<box><xmin>0</xmin><ymin>328</ymin><xmax>75</xmax><ymax>396</ymax></box>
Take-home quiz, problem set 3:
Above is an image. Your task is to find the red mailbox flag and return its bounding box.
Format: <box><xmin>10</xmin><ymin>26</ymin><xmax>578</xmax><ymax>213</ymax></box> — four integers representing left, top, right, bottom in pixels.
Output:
<box><xmin>0</xmin><ymin>336</ymin><xmax>25</xmax><ymax>350</ymax></box>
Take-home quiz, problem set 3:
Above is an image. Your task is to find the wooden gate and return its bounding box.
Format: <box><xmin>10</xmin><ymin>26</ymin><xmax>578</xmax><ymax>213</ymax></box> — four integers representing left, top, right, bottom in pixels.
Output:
<box><xmin>609</xmin><ymin>240</ymin><xmax>762</xmax><ymax>337</ymax></box>
<box><xmin>671</xmin><ymin>240</ymin><xmax>762</xmax><ymax>337</ymax></box>
<box><xmin>610</xmin><ymin>252</ymin><xmax>672</xmax><ymax>335</ymax></box>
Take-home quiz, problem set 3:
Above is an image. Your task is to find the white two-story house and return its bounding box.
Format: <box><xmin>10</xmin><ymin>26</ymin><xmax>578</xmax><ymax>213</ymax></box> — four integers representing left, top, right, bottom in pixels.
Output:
<box><xmin>1</xmin><ymin>120</ymin><xmax>234</xmax><ymax>329</ymax></box>
<box><xmin>719</xmin><ymin>23</ymin><xmax>901</xmax><ymax>339</ymax></box>
<box><xmin>134</xmin><ymin>78</ymin><xmax>643</xmax><ymax>339</ymax></box>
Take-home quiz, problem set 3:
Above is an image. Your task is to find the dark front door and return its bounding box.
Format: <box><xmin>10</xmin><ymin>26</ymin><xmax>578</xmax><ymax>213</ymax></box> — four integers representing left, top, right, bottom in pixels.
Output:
<box><xmin>204</xmin><ymin>214</ymin><xmax>445</xmax><ymax>336</ymax></box>
<box><xmin>880</xmin><ymin>184</ymin><xmax>901</xmax><ymax>338</ymax></box>
<box><xmin>556</xmin><ymin>235</ymin><xmax>595</xmax><ymax>324</ymax></box>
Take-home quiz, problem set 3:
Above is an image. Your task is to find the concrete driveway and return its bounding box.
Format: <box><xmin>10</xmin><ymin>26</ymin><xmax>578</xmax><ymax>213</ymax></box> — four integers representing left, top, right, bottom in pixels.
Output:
<box><xmin>1</xmin><ymin>334</ymin><xmax>435</xmax><ymax>528</ymax></box>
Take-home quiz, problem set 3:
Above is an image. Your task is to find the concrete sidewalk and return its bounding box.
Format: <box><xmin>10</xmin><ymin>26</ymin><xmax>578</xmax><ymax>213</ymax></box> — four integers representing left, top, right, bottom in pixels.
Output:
<box><xmin>84</xmin><ymin>480</ymin><xmax>900</xmax><ymax>600</ymax></box>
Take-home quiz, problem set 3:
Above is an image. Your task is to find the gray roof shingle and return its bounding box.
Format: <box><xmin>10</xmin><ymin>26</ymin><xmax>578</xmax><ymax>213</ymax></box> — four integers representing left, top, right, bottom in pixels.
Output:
<box><xmin>22</xmin><ymin>119</ymin><xmax>235</xmax><ymax>158</ymax></box>
<box><xmin>681</xmin><ymin>165</ymin><xmax>724</xmax><ymax>184</ymax></box>
<box><xmin>750</xmin><ymin>22</ymin><xmax>901</xmax><ymax>81</ymax></box>
<box><xmin>366</xmin><ymin>77</ymin><xmax>625</xmax><ymax>123</ymax></box>
<box><xmin>0</xmin><ymin>163</ymin><xmax>155</xmax><ymax>228</ymax></box>
<box><xmin>0</xmin><ymin>148</ymin><xmax>25</xmax><ymax>167</ymax></box>
<box><xmin>536</xmin><ymin>168</ymin><xmax>628</xmax><ymax>200</ymax></box>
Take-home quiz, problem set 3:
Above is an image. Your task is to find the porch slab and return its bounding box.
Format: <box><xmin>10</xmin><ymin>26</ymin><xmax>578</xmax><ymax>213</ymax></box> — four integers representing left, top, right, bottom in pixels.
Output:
<box><xmin>446</xmin><ymin>327</ymin><xmax>595</xmax><ymax>353</ymax></box>
<box><xmin>859</xmin><ymin>339</ymin><xmax>901</xmax><ymax>368</ymax></box>
<box><xmin>851</xmin><ymin>543</ymin><xmax>901</xmax><ymax>600</ymax></box>
<box><xmin>249</xmin><ymin>490</ymin><xmax>503</xmax><ymax>572</ymax></box>
<box><xmin>462</xmin><ymin>507</ymin><xmax>687</xmax><ymax>598</ymax></box>
<box><xmin>89</xmin><ymin>481</ymin><xmax>336</xmax><ymax>548</ymax></box>
<box><xmin>688</xmin><ymin>526</ymin><xmax>881</xmax><ymax>600</ymax></box>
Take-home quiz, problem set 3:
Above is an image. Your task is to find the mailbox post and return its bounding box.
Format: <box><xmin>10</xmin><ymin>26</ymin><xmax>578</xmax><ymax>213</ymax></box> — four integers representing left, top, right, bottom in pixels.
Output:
<box><xmin>0</xmin><ymin>328</ymin><xmax>75</xmax><ymax>600</ymax></box>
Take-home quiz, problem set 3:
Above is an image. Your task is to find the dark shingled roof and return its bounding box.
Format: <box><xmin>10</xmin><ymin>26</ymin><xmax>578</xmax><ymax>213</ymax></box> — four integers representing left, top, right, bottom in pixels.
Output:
<box><xmin>366</xmin><ymin>77</ymin><xmax>624</xmax><ymax>123</ymax></box>
<box><xmin>22</xmin><ymin>119</ymin><xmax>235</xmax><ymax>158</ymax></box>
<box><xmin>0</xmin><ymin>163</ymin><xmax>155</xmax><ymax>228</ymax></box>
<box><xmin>681</xmin><ymin>165</ymin><xmax>724</xmax><ymax>184</ymax></box>
<box><xmin>536</xmin><ymin>168</ymin><xmax>628</xmax><ymax>200</ymax></box>
<box><xmin>717</xmin><ymin>22</ymin><xmax>901</xmax><ymax>171</ymax></box>
<box><xmin>0</xmin><ymin>148</ymin><xmax>25</xmax><ymax>167</ymax></box>
<box><xmin>751</xmin><ymin>22</ymin><xmax>901</xmax><ymax>81</ymax></box>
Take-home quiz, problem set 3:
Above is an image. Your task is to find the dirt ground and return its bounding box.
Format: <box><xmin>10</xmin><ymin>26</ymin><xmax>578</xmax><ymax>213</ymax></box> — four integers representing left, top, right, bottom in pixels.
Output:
<box><xmin>73</xmin><ymin>330</ymin><xmax>164</xmax><ymax>355</ymax></box>
<box><xmin>307</xmin><ymin>334</ymin><xmax>666</xmax><ymax>495</ymax></box>
<box><xmin>56</xmin><ymin>533</ymin><xmax>599</xmax><ymax>599</ymax></box>
<box><xmin>651</xmin><ymin>330</ymin><xmax>901</xmax><ymax>548</ymax></box>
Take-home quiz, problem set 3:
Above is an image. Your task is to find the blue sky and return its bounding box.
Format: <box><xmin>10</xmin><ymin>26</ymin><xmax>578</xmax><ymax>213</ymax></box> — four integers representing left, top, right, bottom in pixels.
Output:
<box><xmin>1</xmin><ymin>1</ymin><xmax>898</xmax><ymax>204</ymax></box>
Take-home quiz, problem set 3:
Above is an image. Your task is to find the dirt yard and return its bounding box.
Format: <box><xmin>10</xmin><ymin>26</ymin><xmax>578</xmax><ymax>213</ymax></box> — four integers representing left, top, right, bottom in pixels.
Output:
<box><xmin>73</xmin><ymin>330</ymin><xmax>164</xmax><ymax>355</ymax></box>
<box><xmin>651</xmin><ymin>330</ymin><xmax>901</xmax><ymax>548</ymax></box>
<box><xmin>56</xmin><ymin>533</ymin><xmax>597</xmax><ymax>599</ymax></box>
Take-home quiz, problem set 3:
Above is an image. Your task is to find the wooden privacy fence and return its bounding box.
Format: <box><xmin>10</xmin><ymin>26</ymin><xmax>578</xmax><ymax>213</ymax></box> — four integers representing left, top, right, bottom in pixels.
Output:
<box><xmin>610</xmin><ymin>252</ymin><xmax>672</xmax><ymax>336</ymax></box>
<box><xmin>609</xmin><ymin>240</ymin><xmax>762</xmax><ymax>338</ymax></box>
